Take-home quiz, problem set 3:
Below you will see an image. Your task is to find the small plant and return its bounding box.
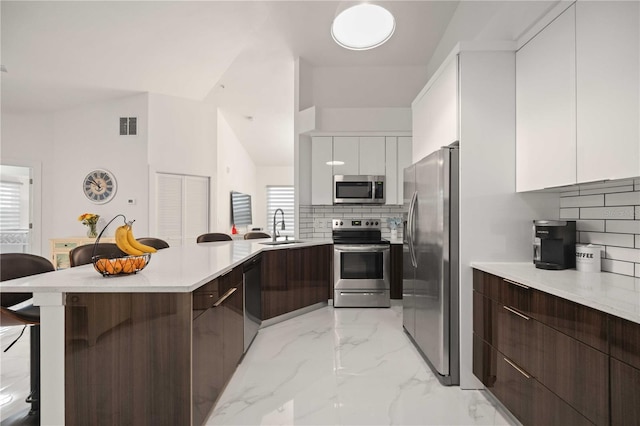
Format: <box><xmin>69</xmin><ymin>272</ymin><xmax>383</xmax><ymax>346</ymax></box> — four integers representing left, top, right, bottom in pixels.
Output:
<box><xmin>387</xmin><ymin>217</ymin><xmax>402</xmax><ymax>230</ymax></box>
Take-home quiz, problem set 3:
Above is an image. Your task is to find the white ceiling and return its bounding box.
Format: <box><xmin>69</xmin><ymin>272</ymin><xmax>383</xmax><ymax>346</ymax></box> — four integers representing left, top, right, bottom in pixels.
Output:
<box><xmin>1</xmin><ymin>1</ymin><xmax>557</xmax><ymax>167</ymax></box>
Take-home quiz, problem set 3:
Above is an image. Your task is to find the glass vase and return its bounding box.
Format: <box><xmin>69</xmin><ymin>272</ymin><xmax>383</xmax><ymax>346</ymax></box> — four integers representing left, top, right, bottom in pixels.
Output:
<box><xmin>86</xmin><ymin>223</ymin><xmax>98</xmax><ymax>238</ymax></box>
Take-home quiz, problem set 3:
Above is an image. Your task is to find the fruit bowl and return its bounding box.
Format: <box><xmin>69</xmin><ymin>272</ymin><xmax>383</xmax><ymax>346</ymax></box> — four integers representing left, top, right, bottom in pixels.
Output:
<box><xmin>92</xmin><ymin>253</ymin><xmax>151</xmax><ymax>277</ymax></box>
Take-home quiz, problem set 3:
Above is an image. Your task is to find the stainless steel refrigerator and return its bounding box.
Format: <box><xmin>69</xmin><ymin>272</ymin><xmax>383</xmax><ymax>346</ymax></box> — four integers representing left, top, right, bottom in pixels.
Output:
<box><xmin>403</xmin><ymin>144</ymin><xmax>459</xmax><ymax>386</ymax></box>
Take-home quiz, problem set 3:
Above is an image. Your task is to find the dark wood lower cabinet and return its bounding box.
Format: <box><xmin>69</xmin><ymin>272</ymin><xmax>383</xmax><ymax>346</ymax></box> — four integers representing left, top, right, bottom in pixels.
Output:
<box><xmin>390</xmin><ymin>244</ymin><xmax>403</xmax><ymax>299</ymax></box>
<box><xmin>192</xmin><ymin>303</ymin><xmax>223</xmax><ymax>426</ymax></box>
<box><xmin>541</xmin><ymin>324</ymin><xmax>609</xmax><ymax>426</ymax></box>
<box><xmin>610</xmin><ymin>316</ymin><xmax>640</xmax><ymax>426</ymax></box>
<box><xmin>610</xmin><ymin>358</ymin><xmax>640</xmax><ymax>426</ymax></box>
<box><xmin>473</xmin><ymin>269</ymin><xmax>614</xmax><ymax>426</ymax></box>
<box><xmin>474</xmin><ymin>330</ymin><xmax>592</xmax><ymax>426</ymax></box>
<box><xmin>221</xmin><ymin>268</ymin><xmax>244</xmax><ymax>382</ymax></box>
<box><xmin>261</xmin><ymin>244</ymin><xmax>331</xmax><ymax>321</ymax></box>
<box><xmin>66</xmin><ymin>293</ymin><xmax>192</xmax><ymax>426</ymax></box>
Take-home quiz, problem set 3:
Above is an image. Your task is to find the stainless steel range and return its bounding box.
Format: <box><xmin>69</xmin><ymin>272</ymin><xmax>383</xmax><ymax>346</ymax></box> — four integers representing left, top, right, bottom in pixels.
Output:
<box><xmin>332</xmin><ymin>219</ymin><xmax>390</xmax><ymax>308</ymax></box>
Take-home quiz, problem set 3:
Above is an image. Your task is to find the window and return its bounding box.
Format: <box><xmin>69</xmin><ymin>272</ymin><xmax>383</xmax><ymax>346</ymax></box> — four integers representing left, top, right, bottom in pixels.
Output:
<box><xmin>266</xmin><ymin>186</ymin><xmax>294</xmax><ymax>237</ymax></box>
<box><xmin>0</xmin><ymin>174</ymin><xmax>30</xmax><ymax>253</ymax></box>
<box><xmin>0</xmin><ymin>180</ymin><xmax>22</xmax><ymax>231</ymax></box>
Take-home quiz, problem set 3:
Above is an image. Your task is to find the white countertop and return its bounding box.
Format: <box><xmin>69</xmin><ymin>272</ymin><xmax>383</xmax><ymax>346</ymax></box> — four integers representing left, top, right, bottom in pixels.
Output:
<box><xmin>1</xmin><ymin>239</ymin><xmax>333</xmax><ymax>294</ymax></box>
<box><xmin>471</xmin><ymin>262</ymin><xmax>640</xmax><ymax>324</ymax></box>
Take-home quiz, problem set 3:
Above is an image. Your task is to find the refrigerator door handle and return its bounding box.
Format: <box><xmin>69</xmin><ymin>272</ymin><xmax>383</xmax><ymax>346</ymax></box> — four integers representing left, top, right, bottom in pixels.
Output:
<box><xmin>408</xmin><ymin>190</ymin><xmax>418</xmax><ymax>267</ymax></box>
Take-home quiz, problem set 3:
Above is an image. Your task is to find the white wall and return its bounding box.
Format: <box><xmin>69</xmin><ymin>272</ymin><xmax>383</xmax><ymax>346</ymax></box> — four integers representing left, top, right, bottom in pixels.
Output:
<box><xmin>147</xmin><ymin>93</ymin><xmax>217</xmax><ymax>237</ymax></box>
<box><xmin>456</xmin><ymin>50</ymin><xmax>559</xmax><ymax>388</ymax></box>
<box><xmin>253</xmin><ymin>166</ymin><xmax>294</xmax><ymax>232</ymax></box>
<box><xmin>216</xmin><ymin>110</ymin><xmax>257</xmax><ymax>233</ymax></box>
<box><xmin>50</xmin><ymin>94</ymin><xmax>149</xmax><ymax>240</ymax></box>
<box><xmin>317</xmin><ymin>107</ymin><xmax>411</xmax><ymax>133</ymax></box>
<box><xmin>312</xmin><ymin>66</ymin><xmax>428</xmax><ymax>108</ymax></box>
<box><xmin>1</xmin><ymin>113</ymin><xmax>54</xmax><ymax>255</ymax></box>
<box><xmin>3</xmin><ymin>95</ymin><xmax>149</xmax><ymax>253</ymax></box>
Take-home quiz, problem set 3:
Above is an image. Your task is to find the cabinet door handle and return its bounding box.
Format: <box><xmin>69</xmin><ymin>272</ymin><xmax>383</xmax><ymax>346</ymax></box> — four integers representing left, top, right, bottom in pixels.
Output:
<box><xmin>503</xmin><ymin>357</ymin><xmax>531</xmax><ymax>379</ymax></box>
<box><xmin>503</xmin><ymin>279</ymin><xmax>529</xmax><ymax>290</ymax></box>
<box><xmin>503</xmin><ymin>305</ymin><xmax>530</xmax><ymax>321</ymax></box>
<box><xmin>213</xmin><ymin>287</ymin><xmax>237</xmax><ymax>306</ymax></box>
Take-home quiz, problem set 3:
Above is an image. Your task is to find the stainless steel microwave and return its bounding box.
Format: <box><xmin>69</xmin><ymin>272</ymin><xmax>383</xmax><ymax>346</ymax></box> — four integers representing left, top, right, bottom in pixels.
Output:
<box><xmin>334</xmin><ymin>175</ymin><xmax>385</xmax><ymax>204</ymax></box>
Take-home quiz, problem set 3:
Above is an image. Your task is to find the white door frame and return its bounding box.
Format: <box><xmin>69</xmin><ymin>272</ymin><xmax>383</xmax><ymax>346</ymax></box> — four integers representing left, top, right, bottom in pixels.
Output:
<box><xmin>0</xmin><ymin>158</ymin><xmax>43</xmax><ymax>256</ymax></box>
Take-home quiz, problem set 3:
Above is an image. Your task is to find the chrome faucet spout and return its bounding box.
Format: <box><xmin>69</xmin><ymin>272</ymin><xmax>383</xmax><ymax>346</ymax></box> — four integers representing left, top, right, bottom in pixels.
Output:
<box><xmin>272</xmin><ymin>208</ymin><xmax>285</xmax><ymax>242</ymax></box>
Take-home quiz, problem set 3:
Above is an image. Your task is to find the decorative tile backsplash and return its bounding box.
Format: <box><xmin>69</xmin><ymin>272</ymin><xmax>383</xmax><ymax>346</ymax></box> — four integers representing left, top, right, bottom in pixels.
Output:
<box><xmin>299</xmin><ymin>205</ymin><xmax>406</xmax><ymax>240</ymax></box>
<box><xmin>559</xmin><ymin>178</ymin><xmax>640</xmax><ymax>277</ymax></box>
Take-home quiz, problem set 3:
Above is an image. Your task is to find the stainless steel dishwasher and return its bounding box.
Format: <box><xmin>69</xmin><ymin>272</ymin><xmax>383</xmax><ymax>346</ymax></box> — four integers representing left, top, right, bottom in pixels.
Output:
<box><xmin>243</xmin><ymin>255</ymin><xmax>262</xmax><ymax>352</ymax></box>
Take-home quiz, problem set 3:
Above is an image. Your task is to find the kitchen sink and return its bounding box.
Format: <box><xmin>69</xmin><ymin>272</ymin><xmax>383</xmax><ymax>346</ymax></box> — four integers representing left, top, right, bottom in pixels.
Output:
<box><xmin>260</xmin><ymin>240</ymin><xmax>305</xmax><ymax>246</ymax></box>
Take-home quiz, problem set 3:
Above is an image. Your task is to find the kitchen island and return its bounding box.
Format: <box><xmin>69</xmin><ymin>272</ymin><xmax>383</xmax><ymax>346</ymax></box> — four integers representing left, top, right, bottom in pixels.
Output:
<box><xmin>1</xmin><ymin>239</ymin><xmax>332</xmax><ymax>425</ymax></box>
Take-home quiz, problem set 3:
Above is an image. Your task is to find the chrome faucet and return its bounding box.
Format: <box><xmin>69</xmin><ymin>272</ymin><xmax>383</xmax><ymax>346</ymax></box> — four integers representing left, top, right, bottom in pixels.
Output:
<box><xmin>272</xmin><ymin>208</ymin><xmax>285</xmax><ymax>242</ymax></box>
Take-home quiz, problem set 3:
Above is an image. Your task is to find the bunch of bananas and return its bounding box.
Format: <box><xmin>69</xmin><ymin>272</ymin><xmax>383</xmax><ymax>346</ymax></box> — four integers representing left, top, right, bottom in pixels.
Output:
<box><xmin>115</xmin><ymin>222</ymin><xmax>157</xmax><ymax>256</ymax></box>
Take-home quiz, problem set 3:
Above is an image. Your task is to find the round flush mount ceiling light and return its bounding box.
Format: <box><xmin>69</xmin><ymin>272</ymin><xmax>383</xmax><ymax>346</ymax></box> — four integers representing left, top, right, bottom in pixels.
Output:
<box><xmin>331</xmin><ymin>4</ymin><xmax>396</xmax><ymax>51</ymax></box>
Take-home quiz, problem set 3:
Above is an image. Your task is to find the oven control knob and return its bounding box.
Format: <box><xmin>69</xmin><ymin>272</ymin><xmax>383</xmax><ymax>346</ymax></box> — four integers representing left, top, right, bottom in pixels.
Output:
<box><xmin>375</xmin><ymin>221</ymin><xmax>379</xmax><ymax>225</ymax></box>
<box><xmin>340</xmin><ymin>221</ymin><xmax>343</xmax><ymax>225</ymax></box>
<box><xmin>366</xmin><ymin>221</ymin><xmax>370</xmax><ymax>225</ymax></box>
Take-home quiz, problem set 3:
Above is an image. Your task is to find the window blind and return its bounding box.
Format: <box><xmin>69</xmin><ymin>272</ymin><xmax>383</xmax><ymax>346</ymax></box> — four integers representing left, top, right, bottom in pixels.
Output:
<box><xmin>266</xmin><ymin>186</ymin><xmax>294</xmax><ymax>236</ymax></box>
<box><xmin>0</xmin><ymin>181</ymin><xmax>22</xmax><ymax>230</ymax></box>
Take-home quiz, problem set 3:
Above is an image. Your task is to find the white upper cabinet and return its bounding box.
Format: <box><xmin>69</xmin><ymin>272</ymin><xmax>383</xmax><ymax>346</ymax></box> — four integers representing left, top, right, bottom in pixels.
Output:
<box><xmin>332</xmin><ymin>137</ymin><xmax>359</xmax><ymax>175</ymax></box>
<box><xmin>412</xmin><ymin>56</ymin><xmax>458</xmax><ymax>163</ymax></box>
<box><xmin>576</xmin><ymin>1</ymin><xmax>640</xmax><ymax>183</ymax></box>
<box><xmin>311</xmin><ymin>136</ymin><xmax>333</xmax><ymax>205</ymax></box>
<box><xmin>384</xmin><ymin>136</ymin><xmax>413</xmax><ymax>205</ymax></box>
<box><xmin>397</xmin><ymin>137</ymin><xmax>412</xmax><ymax>204</ymax></box>
<box><xmin>310</xmin><ymin>135</ymin><xmax>410</xmax><ymax>205</ymax></box>
<box><xmin>385</xmin><ymin>137</ymin><xmax>398</xmax><ymax>205</ymax></box>
<box><xmin>359</xmin><ymin>137</ymin><xmax>386</xmax><ymax>176</ymax></box>
<box><xmin>516</xmin><ymin>4</ymin><xmax>576</xmax><ymax>192</ymax></box>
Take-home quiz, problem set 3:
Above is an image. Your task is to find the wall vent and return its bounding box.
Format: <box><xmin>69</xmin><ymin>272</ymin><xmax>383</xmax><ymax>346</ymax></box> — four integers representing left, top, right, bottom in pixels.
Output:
<box><xmin>119</xmin><ymin>117</ymin><xmax>137</xmax><ymax>136</ymax></box>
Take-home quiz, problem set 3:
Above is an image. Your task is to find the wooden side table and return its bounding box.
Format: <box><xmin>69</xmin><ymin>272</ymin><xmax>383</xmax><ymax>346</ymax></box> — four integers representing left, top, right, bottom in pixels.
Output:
<box><xmin>49</xmin><ymin>237</ymin><xmax>115</xmax><ymax>269</ymax></box>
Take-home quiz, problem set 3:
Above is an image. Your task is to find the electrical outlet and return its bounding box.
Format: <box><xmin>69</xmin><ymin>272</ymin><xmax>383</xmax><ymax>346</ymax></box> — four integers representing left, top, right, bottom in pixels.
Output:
<box><xmin>313</xmin><ymin>218</ymin><xmax>325</xmax><ymax>229</ymax></box>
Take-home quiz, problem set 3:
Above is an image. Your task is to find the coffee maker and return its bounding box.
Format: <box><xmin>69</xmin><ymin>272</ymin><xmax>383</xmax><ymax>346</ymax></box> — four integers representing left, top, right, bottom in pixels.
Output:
<box><xmin>533</xmin><ymin>220</ymin><xmax>576</xmax><ymax>270</ymax></box>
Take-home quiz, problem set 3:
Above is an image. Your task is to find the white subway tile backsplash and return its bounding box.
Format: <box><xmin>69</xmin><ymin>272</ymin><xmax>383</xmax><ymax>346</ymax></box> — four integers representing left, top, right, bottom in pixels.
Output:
<box><xmin>605</xmin><ymin>191</ymin><xmax>640</xmax><ymax>206</ymax></box>
<box><xmin>576</xmin><ymin>220</ymin><xmax>605</xmax><ymax>232</ymax></box>
<box><xmin>560</xmin><ymin>194</ymin><xmax>604</xmax><ymax>208</ymax></box>
<box><xmin>549</xmin><ymin>183</ymin><xmax>640</xmax><ymax>279</ymax></box>
<box><xmin>580</xmin><ymin>206</ymin><xmax>634</xmax><ymax>220</ymax></box>
<box><xmin>560</xmin><ymin>208</ymin><xmax>579</xmax><ymax>219</ymax></box>
<box><xmin>580</xmin><ymin>185</ymin><xmax>634</xmax><ymax>196</ymax></box>
<box><xmin>579</xmin><ymin>232</ymin><xmax>635</xmax><ymax>248</ymax></box>
<box><xmin>606</xmin><ymin>220</ymin><xmax>640</xmax><ymax>234</ymax></box>
<box><xmin>580</xmin><ymin>179</ymin><xmax>635</xmax><ymax>191</ymax></box>
<box><xmin>605</xmin><ymin>246</ymin><xmax>640</xmax><ymax>263</ymax></box>
<box><xmin>601</xmin><ymin>258</ymin><xmax>635</xmax><ymax>276</ymax></box>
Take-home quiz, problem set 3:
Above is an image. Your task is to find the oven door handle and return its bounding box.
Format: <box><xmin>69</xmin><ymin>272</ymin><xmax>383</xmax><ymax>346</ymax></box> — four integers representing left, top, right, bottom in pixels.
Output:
<box><xmin>334</xmin><ymin>245</ymin><xmax>390</xmax><ymax>252</ymax></box>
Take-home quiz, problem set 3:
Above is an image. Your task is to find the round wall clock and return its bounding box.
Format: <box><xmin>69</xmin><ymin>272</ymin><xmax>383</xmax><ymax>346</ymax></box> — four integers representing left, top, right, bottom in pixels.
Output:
<box><xmin>83</xmin><ymin>169</ymin><xmax>117</xmax><ymax>204</ymax></box>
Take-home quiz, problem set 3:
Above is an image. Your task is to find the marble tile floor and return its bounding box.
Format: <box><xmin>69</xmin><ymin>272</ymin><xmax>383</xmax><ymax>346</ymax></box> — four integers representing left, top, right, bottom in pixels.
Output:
<box><xmin>0</xmin><ymin>305</ymin><xmax>515</xmax><ymax>426</ymax></box>
<box><xmin>0</xmin><ymin>325</ymin><xmax>34</xmax><ymax>424</ymax></box>
<box><xmin>207</xmin><ymin>305</ymin><xmax>514</xmax><ymax>426</ymax></box>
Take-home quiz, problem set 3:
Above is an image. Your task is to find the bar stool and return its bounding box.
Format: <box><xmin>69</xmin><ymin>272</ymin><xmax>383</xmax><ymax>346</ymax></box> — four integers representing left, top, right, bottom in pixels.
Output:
<box><xmin>0</xmin><ymin>253</ymin><xmax>55</xmax><ymax>417</ymax></box>
<box><xmin>135</xmin><ymin>237</ymin><xmax>169</xmax><ymax>250</ymax></box>
<box><xmin>196</xmin><ymin>233</ymin><xmax>232</xmax><ymax>243</ymax></box>
<box><xmin>244</xmin><ymin>232</ymin><xmax>271</xmax><ymax>240</ymax></box>
<box><xmin>69</xmin><ymin>243</ymin><xmax>125</xmax><ymax>267</ymax></box>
